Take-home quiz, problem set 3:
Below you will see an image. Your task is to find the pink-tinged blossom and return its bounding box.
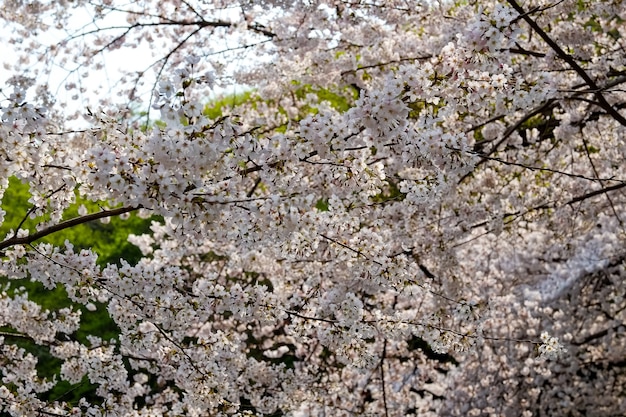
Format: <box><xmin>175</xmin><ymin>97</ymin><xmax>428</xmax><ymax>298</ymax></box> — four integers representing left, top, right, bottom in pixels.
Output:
<box><xmin>0</xmin><ymin>0</ymin><xmax>624</xmax><ymax>416</ymax></box>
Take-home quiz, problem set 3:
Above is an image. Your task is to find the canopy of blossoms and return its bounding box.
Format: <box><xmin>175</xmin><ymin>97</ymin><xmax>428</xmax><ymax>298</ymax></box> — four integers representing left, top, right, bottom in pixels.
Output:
<box><xmin>0</xmin><ymin>0</ymin><xmax>624</xmax><ymax>416</ymax></box>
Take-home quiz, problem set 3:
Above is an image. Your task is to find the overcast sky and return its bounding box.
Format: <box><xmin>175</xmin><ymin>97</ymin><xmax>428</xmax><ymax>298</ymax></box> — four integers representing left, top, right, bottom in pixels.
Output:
<box><xmin>1</xmin><ymin>4</ymin><xmax>248</xmax><ymax>126</ymax></box>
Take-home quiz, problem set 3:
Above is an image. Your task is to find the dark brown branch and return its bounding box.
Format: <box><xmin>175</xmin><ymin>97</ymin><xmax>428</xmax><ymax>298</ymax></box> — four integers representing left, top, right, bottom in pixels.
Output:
<box><xmin>180</xmin><ymin>0</ymin><xmax>206</xmax><ymax>21</ymax></box>
<box><xmin>565</xmin><ymin>75</ymin><xmax>626</xmax><ymax>94</ymax></box>
<box><xmin>506</xmin><ymin>0</ymin><xmax>626</xmax><ymax>126</ymax></box>
<box><xmin>42</xmin><ymin>164</ymin><xmax>73</xmax><ymax>171</ymax></box>
<box><xmin>152</xmin><ymin>322</ymin><xmax>209</xmax><ymax>378</ymax></box>
<box><xmin>71</xmin><ymin>20</ymin><xmax>233</xmax><ymax>43</ymax></box>
<box><xmin>508</xmin><ymin>44</ymin><xmax>546</xmax><ymax>58</ymax></box>
<box><xmin>461</xmin><ymin>100</ymin><xmax>558</xmax><ymax>184</ymax></box>
<box><xmin>571</xmin><ymin>325</ymin><xmax>621</xmax><ymax>346</ymax></box>
<box><xmin>509</xmin><ymin>0</ymin><xmax>566</xmax><ymax>24</ymax></box>
<box><xmin>0</xmin><ymin>206</ymin><xmax>140</xmax><ymax>251</ymax></box>
<box><xmin>246</xmin><ymin>177</ymin><xmax>262</xmax><ymax>198</ymax></box>
<box><xmin>284</xmin><ymin>310</ymin><xmax>337</xmax><ymax>324</ymax></box>
<box><xmin>236</xmin><ymin>127</ymin><xmax>366</xmax><ymax>177</ymax></box>
<box><xmin>457</xmin><ymin>182</ymin><xmax>626</xmax><ymax>250</ymax></box>
<box><xmin>566</xmin><ymin>182</ymin><xmax>626</xmax><ymax>205</ymax></box>
<box><xmin>70</xmin><ymin>18</ymin><xmax>275</xmax><ymax>52</ymax></box>
<box><xmin>380</xmin><ymin>339</ymin><xmax>389</xmax><ymax>417</ymax></box>
<box><xmin>470</xmin><ymin>73</ymin><xmax>626</xmax><ymax>152</ymax></box>
<box><xmin>465</xmin><ymin>113</ymin><xmax>507</xmax><ymax>134</ymax></box>
<box><xmin>0</xmin><ymin>330</ymin><xmax>31</xmax><ymax>339</ymax></box>
<box><xmin>394</xmin><ymin>319</ymin><xmax>539</xmax><ymax>345</ymax></box>
<box><xmin>581</xmin><ymin>127</ymin><xmax>623</xmax><ymax>224</ymax></box>
<box><xmin>247</xmin><ymin>23</ymin><xmax>277</xmax><ymax>38</ymax></box>
<box><xmin>190</xmin><ymin>195</ymin><xmax>270</xmax><ymax>205</ymax></box>
<box><xmin>492</xmin><ymin>99</ymin><xmax>557</xmax><ymax>152</ymax></box>
<box><xmin>35</xmin><ymin>409</ymin><xmax>67</xmax><ymax>417</ymax></box>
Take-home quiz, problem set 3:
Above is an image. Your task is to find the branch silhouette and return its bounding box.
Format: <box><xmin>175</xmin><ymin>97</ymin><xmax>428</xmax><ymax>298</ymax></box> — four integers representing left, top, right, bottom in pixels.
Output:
<box><xmin>0</xmin><ymin>206</ymin><xmax>141</xmax><ymax>251</ymax></box>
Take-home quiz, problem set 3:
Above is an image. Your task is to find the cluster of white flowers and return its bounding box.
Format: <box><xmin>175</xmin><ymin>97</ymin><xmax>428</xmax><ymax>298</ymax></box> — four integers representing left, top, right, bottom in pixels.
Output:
<box><xmin>0</xmin><ymin>0</ymin><xmax>625</xmax><ymax>415</ymax></box>
<box><xmin>538</xmin><ymin>332</ymin><xmax>567</xmax><ymax>360</ymax></box>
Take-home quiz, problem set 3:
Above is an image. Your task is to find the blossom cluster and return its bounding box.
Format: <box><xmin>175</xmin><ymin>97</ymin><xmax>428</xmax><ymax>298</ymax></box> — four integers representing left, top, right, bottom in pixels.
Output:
<box><xmin>0</xmin><ymin>0</ymin><xmax>625</xmax><ymax>416</ymax></box>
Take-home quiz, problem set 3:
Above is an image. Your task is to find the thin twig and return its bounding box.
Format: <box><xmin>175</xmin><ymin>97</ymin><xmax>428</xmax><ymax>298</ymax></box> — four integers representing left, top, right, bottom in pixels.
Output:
<box><xmin>319</xmin><ymin>233</ymin><xmax>383</xmax><ymax>266</ymax></box>
<box><xmin>466</xmin><ymin>150</ymin><xmax>625</xmax><ymax>183</ymax></box>
<box><xmin>284</xmin><ymin>310</ymin><xmax>337</xmax><ymax>324</ymax></box>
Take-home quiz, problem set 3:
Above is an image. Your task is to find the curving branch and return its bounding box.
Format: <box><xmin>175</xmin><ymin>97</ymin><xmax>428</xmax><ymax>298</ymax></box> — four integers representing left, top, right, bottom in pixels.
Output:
<box><xmin>0</xmin><ymin>206</ymin><xmax>141</xmax><ymax>251</ymax></box>
<box><xmin>469</xmin><ymin>151</ymin><xmax>626</xmax><ymax>183</ymax></box>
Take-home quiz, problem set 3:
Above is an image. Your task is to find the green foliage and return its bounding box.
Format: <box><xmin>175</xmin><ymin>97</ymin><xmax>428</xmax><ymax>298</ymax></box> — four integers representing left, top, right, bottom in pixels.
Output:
<box><xmin>292</xmin><ymin>83</ymin><xmax>358</xmax><ymax>113</ymax></box>
<box><xmin>315</xmin><ymin>198</ymin><xmax>330</xmax><ymax>212</ymax></box>
<box><xmin>408</xmin><ymin>100</ymin><xmax>427</xmax><ymax>119</ymax></box>
<box><xmin>4</xmin><ymin>333</ymin><xmax>101</xmax><ymax>407</ymax></box>
<box><xmin>473</xmin><ymin>127</ymin><xmax>485</xmax><ymax>143</ymax></box>
<box><xmin>0</xmin><ymin>177</ymin><xmax>157</xmax><ymax>406</ymax></box>
<box><xmin>1</xmin><ymin>177</ymin><xmax>152</xmax><ymax>266</ymax></box>
<box><xmin>370</xmin><ymin>181</ymin><xmax>406</xmax><ymax>204</ymax></box>
<box><xmin>583</xmin><ymin>17</ymin><xmax>603</xmax><ymax>33</ymax></box>
<box><xmin>575</xmin><ymin>144</ymin><xmax>600</xmax><ymax>154</ymax></box>
<box><xmin>203</xmin><ymin>90</ymin><xmax>255</xmax><ymax>119</ymax></box>
<box><xmin>203</xmin><ymin>83</ymin><xmax>357</xmax><ymax>135</ymax></box>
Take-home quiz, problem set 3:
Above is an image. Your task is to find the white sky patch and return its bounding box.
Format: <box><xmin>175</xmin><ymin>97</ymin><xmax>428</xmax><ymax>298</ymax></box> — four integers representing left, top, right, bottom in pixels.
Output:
<box><xmin>1</xmin><ymin>3</ymin><xmax>252</xmax><ymax>125</ymax></box>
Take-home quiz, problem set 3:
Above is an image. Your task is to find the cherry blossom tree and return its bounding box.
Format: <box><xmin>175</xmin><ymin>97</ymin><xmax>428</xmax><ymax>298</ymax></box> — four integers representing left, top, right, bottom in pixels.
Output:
<box><xmin>1</xmin><ymin>0</ymin><xmax>625</xmax><ymax>415</ymax></box>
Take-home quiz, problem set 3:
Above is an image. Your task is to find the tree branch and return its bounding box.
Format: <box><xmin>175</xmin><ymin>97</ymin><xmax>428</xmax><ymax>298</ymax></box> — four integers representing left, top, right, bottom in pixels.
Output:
<box><xmin>380</xmin><ymin>339</ymin><xmax>389</xmax><ymax>417</ymax></box>
<box><xmin>0</xmin><ymin>206</ymin><xmax>141</xmax><ymax>251</ymax></box>
<box><xmin>566</xmin><ymin>182</ymin><xmax>626</xmax><ymax>205</ymax></box>
<box><xmin>470</xmin><ymin>151</ymin><xmax>625</xmax><ymax>183</ymax></box>
<box><xmin>506</xmin><ymin>0</ymin><xmax>626</xmax><ymax>126</ymax></box>
<box><xmin>284</xmin><ymin>310</ymin><xmax>337</xmax><ymax>324</ymax></box>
